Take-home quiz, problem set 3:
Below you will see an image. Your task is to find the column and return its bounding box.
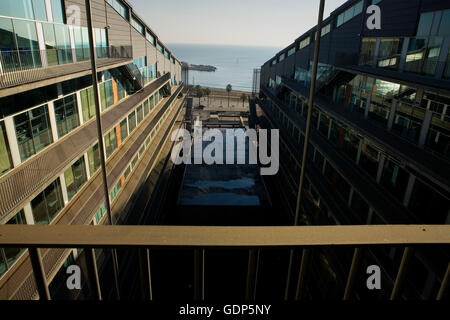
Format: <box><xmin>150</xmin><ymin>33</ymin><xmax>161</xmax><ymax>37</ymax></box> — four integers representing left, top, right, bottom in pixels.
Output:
<box><xmin>23</xmin><ymin>203</ymin><xmax>35</xmax><ymax>225</ymax></box>
<box><xmin>387</xmin><ymin>99</ymin><xmax>397</xmax><ymax>131</ymax></box>
<box><xmin>47</xmin><ymin>101</ymin><xmax>59</xmax><ymax>142</ymax></box>
<box><xmin>403</xmin><ymin>174</ymin><xmax>416</xmax><ymax>207</ymax></box>
<box><xmin>76</xmin><ymin>91</ymin><xmax>84</xmax><ymax>125</ymax></box>
<box><xmin>376</xmin><ymin>154</ymin><xmax>386</xmax><ymax>184</ymax></box>
<box><xmin>327</xmin><ymin>118</ymin><xmax>332</xmax><ymax>139</ymax></box>
<box><xmin>60</xmin><ymin>173</ymin><xmax>69</xmax><ymax>205</ymax></box>
<box><xmin>373</xmin><ymin>38</ymin><xmax>381</xmax><ymax>67</ymax></box>
<box><xmin>364</xmin><ymin>91</ymin><xmax>372</xmax><ymax>119</ymax></box>
<box><xmin>347</xmin><ymin>187</ymin><xmax>354</xmax><ymax>207</ymax></box>
<box><xmin>45</xmin><ymin>0</ymin><xmax>53</xmax><ymax>22</ymax></box>
<box><xmin>4</xmin><ymin>117</ymin><xmax>22</xmax><ymax>167</ymax></box>
<box><xmin>418</xmin><ymin>109</ymin><xmax>433</xmax><ymax>148</ymax></box>
<box><xmin>398</xmin><ymin>38</ymin><xmax>410</xmax><ymax>72</ymax></box>
<box><xmin>36</xmin><ymin>23</ymin><xmax>48</xmax><ymax>68</ymax></box>
<box><xmin>356</xmin><ymin>139</ymin><xmax>363</xmax><ymax>165</ymax></box>
<box><xmin>84</xmin><ymin>153</ymin><xmax>91</xmax><ymax>179</ymax></box>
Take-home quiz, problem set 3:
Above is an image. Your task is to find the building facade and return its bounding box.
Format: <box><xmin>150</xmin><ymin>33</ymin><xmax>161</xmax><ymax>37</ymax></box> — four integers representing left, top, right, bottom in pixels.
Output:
<box><xmin>0</xmin><ymin>0</ymin><xmax>184</xmax><ymax>299</ymax></box>
<box><xmin>258</xmin><ymin>0</ymin><xmax>450</xmax><ymax>299</ymax></box>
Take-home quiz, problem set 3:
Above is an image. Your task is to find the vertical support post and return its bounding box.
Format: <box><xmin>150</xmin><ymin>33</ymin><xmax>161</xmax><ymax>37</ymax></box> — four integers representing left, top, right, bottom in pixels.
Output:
<box><xmin>85</xmin><ymin>248</ymin><xmax>102</xmax><ymax>300</ymax></box>
<box><xmin>364</xmin><ymin>91</ymin><xmax>372</xmax><ymax>119</ymax></box>
<box><xmin>387</xmin><ymin>99</ymin><xmax>397</xmax><ymax>131</ymax></box>
<box><xmin>437</xmin><ymin>262</ymin><xmax>449</xmax><ymax>300</ymax></box>
<box><xmin>194</xmin><ymin>248</ymin><xmax>205</xmax><ymax>300</ymax></box>
<box><xmin>285</xmin><ymin>0</ymin><xmax>325</xmax><ymax>301</ymax></box>
<box><xmin>85</xmin><ymin>0</ymin><xmax>120</xmax><ymax>300</ymax></box>
<box><xmin>138</xmin><ymin>248</ymin><xmax>153</xmax><ymax>300</ymax></box>
<box><xmin>390</xmin><ymin>246</ymin><xmax>413</xmax><ymax>300</ymax></box>
<box><xmin>245</xmin><ymin>249</ymin><xmax>260</xmax><ymax>300</ymax></box>
<box><xmin>418</xmin><ymin>109</ymin><xmax>433</xmax><ymax>148</ymax></box>
<box><xmin>343</xmin><ymin>247</ymin><xmax>362</xmax><ymax>300</ymax></box>
<box><xmin>29</xmin><ymin>248</ymin><xmax>51</xmax><ymax>300</ymax></box>
<box><xmin>295</xmin><ymin>248</ymin><xmax>311</xmax><ymax>300</ymax></box>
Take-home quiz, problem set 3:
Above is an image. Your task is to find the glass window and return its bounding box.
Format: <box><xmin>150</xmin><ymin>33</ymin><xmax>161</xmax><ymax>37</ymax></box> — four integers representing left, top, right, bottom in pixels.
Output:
<box><xmin>380</xmin><ymin>159</ymin><xmax>409</xmax><ymax>202</ymax></box>
<box><xmin>299</xmin><ymin>37</ymin><xmax>310</xmax><ymax>49</ymax></box>
<box><xmin>157</xmin><ymin>43</ymin><xmax>163</xmax><ymax>53</ymax></box>
<box><xmin>0</xmin><ymin>18</ymin><xmax>16</xmax><ymax>56</ymax></box>
<box><xmin>51</xmin><ymin>0</ymin><xmax>65</xmax><ymax>23</ymax></box>
<box><xmin>324</xmin><ymin>161</ymin><xmax>351</xmax><ymax>201</ymax></box>
<box><xmin>359</xmin><ymin>142</ymin><xmax>380</xmax><ymax>180</ymax></box>
<box><xmin>416</xmin><ymin>12</ymin><xmax>434</xmax><ymax>36</ymax></box>
<box><xmin>73</xmin><ymin>26</ymin><xmax>90</xmax><ymax>61</ymax></box>
<box><xmin>320</xmin><ymin>24</ymin><xmax>331</xmax><ymax>37</ymax></box>
<box><xmin>64</xmin><ymin>156</ymin><xmax>87</xmax><ymax>201</ymax></box>
<box><xmin>13</xmin><ymin>19</ymin><xmax>41</xmax><ymax>69</ymax></box>
<box><xmin>131</xmin><ymin>16</ymin><xmax>144</xmax><ymax>34</ymax></box>
<box><xmin>336</xmin><ymin>1</ymin><xmax>363</xmax><ymax>27</ymax></box>
<box><xmin>350</xmin><ymin>191</ymin><xmax>369</xmax><ymax>221</ymax></box>
<box><xmin>54</xmin><ymin>94</ymin><xmax>79</xmax><ymax>138</ymax></box>
<box><xmin>128</xmin><ymin>111</ymin><xmax>136</xmax><ymax>132</ymax></box>
<box><xmin>110</xmin><ymin>180</ymin><xmax>121</xmax><ymax>202</ymax></box>
<box><xmin>143</xmin><ymin>100</ymin><xmax>150</xmax><ymax>116</ymax></box>
<box><xmin>131</xmin><ymin>154</ymin><xmax>138</xmax><ymax>169</ymax></box>
<box><xmin>87</xmin><ymin>143</ymin><xmax>101</xmax><ymax>175</ymax></box>
<box><xmin>14</xmin><ymin>104</ymin><xmax>53</xmax><ymax>161</ymax></box>
<box><xmin>439</xmin><ymin>10</ymin><xmax>450</xmax><ymax>36</ymax></box>
<box><xmin>54</xmin><ymin>24</ymin><xmax>72</xmax><ymax>64</ymax></box>
<box><xmin>106</xmin><ymin>0</ymin><xmax>128</xmax><ymax>20</ymax></box>
<box><xmin>136</xmin><ymin>105</ymin><xmax>143</xmax><ymax>124</ymax></box>
<box><xmin>120</xmin><ymin>118</ymin><xmax>128</xmax><ymax>142</ymax></box>
<box><xmin>33</xmin><ymin>0</ymin><xmax>47</xmax><ymax>21</ymax></box>
<box><xmin>31</xmin><ymin>178</ymin><xmax>64</xmax><ymax>224</ymax></box>
<box><xmin>0</xmin><ymin>121</ymin><xmax>13</xmax><ymax>176</ymax></box>
<box><xmin>95</xmin><ymin>203</ymin><xmax>106</xmax><ymax>224</ymax></box>
<box><xmin>0</xmin><ymin>0</ymin><xmax>34</xmax><ymax>20</ymax></box>
<box><xmin>81</xmin><ymin>86</ymin><xmax>95</xmax><ymax>122</ymax></box>
<box><xmin>43</xmin><ymin>23</ymin><xmax>58</xmax><ymax>66</ymax></box>
<box><xmin>104</xmin><ymin>128</ymin><xmax>117</xmax><ymax>158</ymax></box>
<box><xmin>287</xmin><ymin>47</ymin><xmax>295</xmax><ymax>56</ymax></box>
<box><xmin>0</xmin><ymin>210</ymin><xmax>26</xmax><ymax>277</ymax></box>
<box><xmin>146</xmin><ymin>32</ymin><xmax>155</xmax><ymax>46</ymax></box>
<box><xmin>408</xmin><ymin>179</ymin><xmax>450</xmax><ymax>224</ymax></box>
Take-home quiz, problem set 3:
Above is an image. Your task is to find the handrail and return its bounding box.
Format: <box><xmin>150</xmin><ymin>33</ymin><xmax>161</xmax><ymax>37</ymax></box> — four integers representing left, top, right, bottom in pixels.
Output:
<box><xmin>0</xmin><ymin>225</ymin><xmax>449</xmax><ymax>248</ymax></box>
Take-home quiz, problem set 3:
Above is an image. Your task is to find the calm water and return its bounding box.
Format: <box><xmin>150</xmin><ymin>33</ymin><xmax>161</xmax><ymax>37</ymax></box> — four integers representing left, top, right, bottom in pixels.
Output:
<box><xmin>168</xmin><ymin>43</ymin><xmax>281</xmax><ymax>92</ymax></box>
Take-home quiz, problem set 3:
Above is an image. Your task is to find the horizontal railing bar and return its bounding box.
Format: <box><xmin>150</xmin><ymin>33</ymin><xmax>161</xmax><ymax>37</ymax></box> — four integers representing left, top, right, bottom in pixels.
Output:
<box><xmin>0</xmin><ymin>225</ymin><xmax>449</xmax><ymax>248</ymax></box>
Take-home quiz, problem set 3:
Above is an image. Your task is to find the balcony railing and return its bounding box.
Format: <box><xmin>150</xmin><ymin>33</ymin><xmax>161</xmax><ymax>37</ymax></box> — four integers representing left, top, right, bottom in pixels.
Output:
<box><xmin>0</xmin><ymin>46</ymin><xmax>132</xmax><ymax>90</ymax></box>
<box><xmin>0</xmin><ymin>224</ymin><xmax>448</xmax><ymax>300</ymax></box>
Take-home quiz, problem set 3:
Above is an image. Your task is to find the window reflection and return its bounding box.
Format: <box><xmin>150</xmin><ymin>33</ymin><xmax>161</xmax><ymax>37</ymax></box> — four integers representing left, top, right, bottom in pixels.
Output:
<box><xmin>31</xmin><ymin>178</ymin><xmax>64</xmax><ymax>224</ymax></box>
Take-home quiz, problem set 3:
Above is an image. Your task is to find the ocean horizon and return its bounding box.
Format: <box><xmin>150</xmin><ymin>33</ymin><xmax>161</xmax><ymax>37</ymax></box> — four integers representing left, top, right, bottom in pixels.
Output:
<box><xmin>168</xmin><ymin>43</ymin><xmax>282</xmax><ymax>92</ymax></box>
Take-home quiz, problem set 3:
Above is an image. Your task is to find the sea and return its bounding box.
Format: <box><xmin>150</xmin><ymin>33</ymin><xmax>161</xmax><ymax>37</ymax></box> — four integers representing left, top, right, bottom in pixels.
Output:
<box><xmin>168</xmin><ymin>43</ymin><xmax>281</xmax><ymax>92</ymax></box>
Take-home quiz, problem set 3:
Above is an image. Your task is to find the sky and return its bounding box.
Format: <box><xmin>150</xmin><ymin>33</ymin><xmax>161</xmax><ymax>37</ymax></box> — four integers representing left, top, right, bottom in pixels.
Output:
<box><xmin>128</xmin><ymin>0</ymin><xmax>348</xmax><ymax>48</ymax></box>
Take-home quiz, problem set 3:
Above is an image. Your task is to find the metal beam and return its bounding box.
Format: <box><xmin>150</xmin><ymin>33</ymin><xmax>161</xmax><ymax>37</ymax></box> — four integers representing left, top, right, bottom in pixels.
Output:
<box><xmin>85</xmin><ymin>0</ymin><xmax>120</xmax><ymax>300</ymax></box>
<box><xmin>286</xmin><ymin>0</ymin><xmax>326</xmax><ymax>300</ymax></box>
<box><xmin>1</xmin><ymin>225</ymin><xmax>449</xmax><ymax>247</ymax></box>
<box><xmin>28</xmin><ymin>248</ymin><xmax>51</xmax><ymax>300</ymax></box>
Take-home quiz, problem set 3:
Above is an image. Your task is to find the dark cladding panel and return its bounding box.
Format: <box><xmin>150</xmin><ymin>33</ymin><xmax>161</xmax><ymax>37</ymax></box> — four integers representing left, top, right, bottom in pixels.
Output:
<box><xmin>328</xmin><ymin>15</ymin><xmax>363</xmax><ymax>65</ymax></box>
<box><xmin>363</xmin><ymin>0</ymin><xmax>421</xmax><ymax>38</ymax></box>
<box><xmin>294</xmin><ymin>47</ymin><xmax>312</xmax><ymax>70</ymax></box>
<box><xmin>284</xmin><ymin>54</ymin><xmax>296</xmax><ymax>79</ymax></box>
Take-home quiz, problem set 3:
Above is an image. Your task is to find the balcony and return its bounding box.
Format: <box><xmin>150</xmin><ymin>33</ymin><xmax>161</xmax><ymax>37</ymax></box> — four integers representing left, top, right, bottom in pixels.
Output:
<box><xmin>0</xmin><ymin>46</ymin><xmax>133</xmax><ymax>97</ymax></box>
<box><xmin>338</xmin><ymin>36</ymin><xmax>450</xmax><ymax>94</ymax></box>
<box><xmin>0</xmin><ymin>224</ymin><xmax>448</xmax><ymax>300</ymax></box>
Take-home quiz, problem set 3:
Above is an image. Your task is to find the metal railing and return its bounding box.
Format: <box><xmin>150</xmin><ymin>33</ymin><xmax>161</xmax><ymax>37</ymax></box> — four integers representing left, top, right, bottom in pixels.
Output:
<box><xmin>0</xmin><ymin>224</ymin><xmax>448</xmax><ymax>300</ymax></box>
<box><xmin>0</xmin><ymin>46</ymin><xmax>132</xmax><ymax>89</ymax></box>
